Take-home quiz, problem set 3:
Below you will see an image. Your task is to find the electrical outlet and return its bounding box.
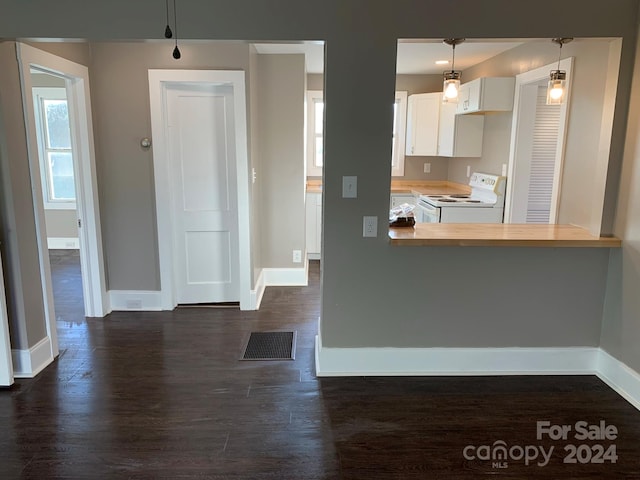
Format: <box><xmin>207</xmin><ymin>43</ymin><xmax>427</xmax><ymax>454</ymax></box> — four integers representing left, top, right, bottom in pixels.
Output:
<box><xmin>424</xmin><ymin>163</ymin><xmax>431</xmax><ymax>174</ymax></box>
<box><xmin>502</xmin><ymin>163</ymin><xmax>507</xmax><ymax>176</ymax></box>
<box><xmin>363</xmin><ymin>216</ymin><xmax>378</xmax><ymax>237</ymax></box>
<box><xmin>466</xmin><ymin>165</ymin><xmax>471</xmax><ymax>177</ymax></box>
<box><xmin>292</xmin><ymin>249</ymin><xmax>302</xmax><ymax>263</ymax></box>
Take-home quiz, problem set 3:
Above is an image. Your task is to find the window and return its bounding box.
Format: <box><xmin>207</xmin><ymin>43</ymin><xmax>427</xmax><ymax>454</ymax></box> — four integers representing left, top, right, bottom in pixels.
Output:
<box><xmin>392</xmin><ymin>91</ymin><xmax>408</xmax><ymax>176</ymax></box>
<box><xmin>33</xmin><ymin>87</ymin><xmax>76</xmax><ymax>209</ymax></box>
<box><xmin>306</xmin><ymin>90</ymin><xmax>408</xmax><ymax>177</ymax></box>
<box><xmin>306</xmin><ymin>90</ymin><xmax>324</xmax><ymax>176</ymax></box>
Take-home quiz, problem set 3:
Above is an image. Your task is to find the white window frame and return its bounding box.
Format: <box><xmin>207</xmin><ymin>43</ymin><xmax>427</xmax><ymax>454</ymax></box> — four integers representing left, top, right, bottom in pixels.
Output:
<box><xmin>392</xmin><ymin>91</ymin><xmax>408</xmax><ymax>176</ymax></box>
<box><xmin>32</xmin><ymin>86</ymin><xmax>77</xmax><ymax>210</ymax></box>
<box><xmin>306</xmin><ymin>90</ymin><xmax>408</xmax><ymax>177</ymax></box>
<box><xmin>306</xmin><ymin>90</ymin><xmax>324</xmax><ymax>177</ymax></box>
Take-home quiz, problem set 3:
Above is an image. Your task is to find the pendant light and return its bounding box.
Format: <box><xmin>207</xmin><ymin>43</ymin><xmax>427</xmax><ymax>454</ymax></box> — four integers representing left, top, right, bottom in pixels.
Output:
<box><xmin>172</xmin><ymin>0</ymin><xmax>181</xmax><ymax>59</ymax></box>
<box><xmin>442</xmin><ymin>38</ymin><xmax>465</xmax><ymax>103</ymax></box>
<box><xmin>546</xmin><ymin>37</ymin><xmax>572</xmax><ymax>105</ymax></box>
<box><xmin>163</xmin><ymin>0</ymin><xmax>173</xmax><ymax>38</ymax></box>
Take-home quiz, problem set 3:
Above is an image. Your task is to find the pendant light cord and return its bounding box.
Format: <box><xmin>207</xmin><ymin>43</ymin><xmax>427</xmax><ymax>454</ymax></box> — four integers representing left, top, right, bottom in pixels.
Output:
<box><xmin>451</xmin><ymin>43</ymin><xmax>456</xmax><ymax>72</ymax></box>
<box><xmin>173</xmin><ymin>0</ymin><xmax>179</xmax><ymax>47</ymax></box>
<box><xmin>556</xmin><ymin>42</ymin><xmax>562</xmax><ymax>70</ymax></box>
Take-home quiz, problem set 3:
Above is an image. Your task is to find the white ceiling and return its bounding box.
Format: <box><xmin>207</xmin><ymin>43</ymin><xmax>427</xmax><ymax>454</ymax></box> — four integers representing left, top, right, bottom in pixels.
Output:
<box><xmin>253</xmin><ymin>40</ymin><xmax>525</xmax><ymax>75</ymax></box>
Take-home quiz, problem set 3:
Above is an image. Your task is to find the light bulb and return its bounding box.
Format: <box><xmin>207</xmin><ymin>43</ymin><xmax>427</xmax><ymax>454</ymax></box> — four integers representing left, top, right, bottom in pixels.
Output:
<box><xmin>444</xmin><ymin>82</ymin><xmax>459</xmax><ymax>99</ymax></box>
<box><xmin>549</xmin><ymin>85</ymin><xmax>563</xmax><ymax>100</ymax></box>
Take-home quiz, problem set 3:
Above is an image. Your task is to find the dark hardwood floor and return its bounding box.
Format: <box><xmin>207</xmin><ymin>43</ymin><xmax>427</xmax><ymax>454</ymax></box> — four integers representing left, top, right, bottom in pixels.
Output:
<box><xmin>1</xmin><ymin>250</ymin><xmax>639</xmax><ymax>479</ymax></box>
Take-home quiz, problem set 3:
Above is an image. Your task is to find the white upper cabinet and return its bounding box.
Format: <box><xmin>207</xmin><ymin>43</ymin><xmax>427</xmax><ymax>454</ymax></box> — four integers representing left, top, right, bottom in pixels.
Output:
<box><xmin>405</xmin><ymin>92</ymin><xmax>440</xmax><ymax>156</ymax></box>
<box><xmin>456</xmin><ymin>77</ymin><xmax>516</xmax><ymax>114</ymax></box>
<box><xmin>406</xmin><ymin>92</ymin><xmax>484</xmax><ymax>158</ymax></box>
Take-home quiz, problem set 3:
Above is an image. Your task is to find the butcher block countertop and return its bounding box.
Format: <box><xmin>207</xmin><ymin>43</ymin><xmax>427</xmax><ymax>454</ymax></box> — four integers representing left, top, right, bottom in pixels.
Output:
<box><xmin>306</xmin><ymin>179</ymin><xmax>471</xmax><ymax>195</ymax></box>
<box><xmin>389</xmin><ymin>180</ymin><xmax>471</xmax><ymax>195</ymax></box>
<box><xmin>389</xmin><ymin>224</ymin><xmax>621</xmax><ymax>248</ymax></box>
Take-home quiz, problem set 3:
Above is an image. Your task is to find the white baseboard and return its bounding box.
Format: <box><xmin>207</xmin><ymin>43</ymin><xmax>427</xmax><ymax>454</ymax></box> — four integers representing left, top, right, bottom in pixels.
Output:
<box><xmin>308</xmin><ymin>253</ymin><xmax>320</xmax><ymax>260</ymax></box>
<box><xmin>596</xmin><ymin>349</ymin><xmax>640</xmax><ymax>411</ymax></box>
<box><xmin>12</xmin><ymin>336</ymin><xmax>54</xmax><ymax>378</ymax></box>
<box><xmin>248</xmin><ymin>269</ymin><xmax>266</xmax><ymax>310</ymax></box>
<box><xmin>315</xmin><ymin>339</ymin><xmax>598</xmax><ymax>377</ymax></box>
<box><xmin>314</xmin><ymin>337</ymin><xmax>640</xmax><ymax>411</ymax></box>
<box><xmin>47</xmin><ymin>237</ymin><xmax>79</xmax><ymax>249</ymax></box>
<box><xmin>109</xmin><ymin>290</ymin><xmax>162</xmax><ymax>311</ymax></box>
<box><xmin>261</xmin><ymin>264</ymin><xmax>308</xmax><ymax>287</ymax></box>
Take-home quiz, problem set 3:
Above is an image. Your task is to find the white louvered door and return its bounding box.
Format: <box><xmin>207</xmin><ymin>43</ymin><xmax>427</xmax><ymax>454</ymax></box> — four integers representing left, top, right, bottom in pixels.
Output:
<box><xmin>524</xmin><ymin>87</ymin><xmax>561</xmax><ymax>223</ymax></box>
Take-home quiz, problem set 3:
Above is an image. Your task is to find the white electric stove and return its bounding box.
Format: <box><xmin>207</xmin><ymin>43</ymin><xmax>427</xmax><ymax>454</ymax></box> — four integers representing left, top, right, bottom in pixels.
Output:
<box><xmin>416</xmin><ymin>172</ymin><xmax>506</xmax><ymax>223</ymax></box>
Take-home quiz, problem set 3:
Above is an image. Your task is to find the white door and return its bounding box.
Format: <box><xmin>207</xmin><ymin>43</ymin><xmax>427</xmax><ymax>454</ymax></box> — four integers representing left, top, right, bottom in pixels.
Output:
<box><xmin>0</xmin><ymin>253</ymin><xmax>14</xmax><ymax>386</ymax></box>
<box><xmin>505</xmin><ymin>58</ymin><xmax>572</xmax><ymax>224</ymax></box>
<box><xmin>166</xmin><ymin>84</ymin><xmax>239</xmax><ymax>304</ymax></box>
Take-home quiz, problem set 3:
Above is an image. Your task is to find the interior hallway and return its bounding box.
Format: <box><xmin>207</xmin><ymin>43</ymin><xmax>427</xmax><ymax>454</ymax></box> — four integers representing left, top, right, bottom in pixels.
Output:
<box><xmin>0</xmin><ymin>256</ymin><xmax>639</xmax><ymax>478</ymax></box>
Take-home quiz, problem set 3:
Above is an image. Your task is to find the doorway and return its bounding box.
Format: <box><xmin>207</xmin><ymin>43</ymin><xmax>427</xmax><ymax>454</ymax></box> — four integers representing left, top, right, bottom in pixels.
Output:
<box><xmin>17</xmin><ymin>43</ymin><xmax>108</xmax><ymax>362</ymax></box>
<box><xmin>148</xmin><ymin>70</ymin><xmax>252</xmax><ymax>310</ymax></box>
<box><xmin>504</xmin><ymin>58</ymin><xmax>573</xmax><ymax>223</ymax></box>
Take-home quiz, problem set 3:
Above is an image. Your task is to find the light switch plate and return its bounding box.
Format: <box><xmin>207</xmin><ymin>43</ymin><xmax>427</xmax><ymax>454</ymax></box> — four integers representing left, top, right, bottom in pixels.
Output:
<box><xmin>342</xmin><ymin>176</ymin><xmax>357</xmax><ymax>198</ymax></box>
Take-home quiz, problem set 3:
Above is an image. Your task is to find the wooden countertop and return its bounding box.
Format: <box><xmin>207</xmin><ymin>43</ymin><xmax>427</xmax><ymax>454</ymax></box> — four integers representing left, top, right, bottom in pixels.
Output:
<box><xmin>389</xmin><ymin>224</ymin><xmax>621</xmax><ymax>248</ymax></box>
<box><xmin>306</xmin><ymin>180</ymin><xmax>470</xmax><ymax>195</ymax></box>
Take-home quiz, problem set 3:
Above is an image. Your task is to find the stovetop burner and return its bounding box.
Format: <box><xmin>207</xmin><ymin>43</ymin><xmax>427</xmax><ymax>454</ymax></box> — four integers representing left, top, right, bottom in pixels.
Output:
<box><xmin>450</xmin><ymin>194</ymin><xmax>470</xmax><ymax>199</ymax></box>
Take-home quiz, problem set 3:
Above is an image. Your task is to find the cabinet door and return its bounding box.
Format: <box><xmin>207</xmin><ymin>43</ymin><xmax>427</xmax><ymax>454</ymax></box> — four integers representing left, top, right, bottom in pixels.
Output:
<box><xmin>457</xmin><ymin>78</ymin><xmax>481</xmax><ymax>114</ymax></box>
<box><xmin>406</xmin><ymin>93</ymin><xmax>440</xmax><ymax>156</ymax></box>
<box><xmin>390</xmin><ymin>194</ymin><xmax>415</xmax><ymax>209</ymax></box>
<box><xmin>306</xmin><ymin>193</ymin><xmax>321</xmax><ymax>255</ymax></box>
<box><xmin>438</xmin><ymin>102</ymin><xmax>457</xmax><ymax>156</ymax></box>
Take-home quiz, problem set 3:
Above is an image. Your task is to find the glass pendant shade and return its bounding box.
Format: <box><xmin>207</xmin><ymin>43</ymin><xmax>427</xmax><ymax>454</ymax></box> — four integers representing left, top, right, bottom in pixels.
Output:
<box><xmin>546</xmin><ymin>70</ymin><xmax>566</xmax><ymax>105</ymax></box>
<box><xmin>443</xmin><ymin>71</ymin><xmax>461</xmax><ymax>103</ymax></box>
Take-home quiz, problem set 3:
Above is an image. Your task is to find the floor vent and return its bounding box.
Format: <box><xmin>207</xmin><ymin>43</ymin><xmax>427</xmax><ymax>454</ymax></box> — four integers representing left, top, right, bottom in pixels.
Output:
<box><xmin>241</xmin><ymin>331</ymin><xmax>296</xmax><ymax>360</ymax></box>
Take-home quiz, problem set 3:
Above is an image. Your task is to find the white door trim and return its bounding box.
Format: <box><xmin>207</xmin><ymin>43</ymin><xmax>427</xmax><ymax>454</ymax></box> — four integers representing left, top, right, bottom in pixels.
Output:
<box><xmin>0</xmin><ymin>253</ymin><xmax>14</xmax><ymax>386</ymax></box>
<box><xmin>504</xmin><ymin>57</ymin><xmax>573</xmax><ymax>224</ymax></box>
<box><xmin>148</xmin><ymin>70</ymin><xmax>252</xmax><ymax>310</ymax></box>
<box><xmin>16</xmin><ymin>44</ymin><xmax>109</xmax><ymax>361</ymax></box>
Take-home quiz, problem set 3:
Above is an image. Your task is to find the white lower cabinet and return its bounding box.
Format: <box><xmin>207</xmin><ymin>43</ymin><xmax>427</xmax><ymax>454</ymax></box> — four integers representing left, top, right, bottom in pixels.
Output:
<box><xmin>306</xmin><ymin>192</ymin><xmax>322</xmax><ymax>259</ymax></box>
<box><xmin>390</xmin><ymin>193</ymin><xmax>416</xmax><ymax>210</ymax></box>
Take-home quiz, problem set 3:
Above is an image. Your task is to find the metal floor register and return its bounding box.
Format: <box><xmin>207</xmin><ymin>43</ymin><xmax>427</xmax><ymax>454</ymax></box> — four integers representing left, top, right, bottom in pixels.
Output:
<box><xmin>241</xmin><ymin>331</ymin><xmax>296</xmax><ymax>360</ymax></box>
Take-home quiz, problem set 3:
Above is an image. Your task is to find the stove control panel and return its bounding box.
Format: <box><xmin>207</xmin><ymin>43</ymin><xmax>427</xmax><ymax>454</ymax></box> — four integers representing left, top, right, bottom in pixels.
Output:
<box><xmin>469</xmin><ymin>173</ymin><xmax>506</xmax><ymax>194</ymax></box>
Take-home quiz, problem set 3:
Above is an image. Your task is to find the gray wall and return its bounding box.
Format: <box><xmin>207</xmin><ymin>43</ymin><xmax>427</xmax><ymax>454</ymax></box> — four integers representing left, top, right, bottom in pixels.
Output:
<box><xmin>45</xmin><ymin>210</ymin><xmax>78</xmax><ymax>238</ymax></box>
<box><xmin>307</xmin><ymin>73</ymin><xmax>323</xmax><ymax>91</ymax></box>
<box><xmin>0</xmin><ymin>1</ymin><xmax>638</xmax><ymax>362</ymax></box>
<box><xmin>258</xmin><ymin>54</ymin><xmax>306</xmax><ymax>268</ymax></box>
<box><xmin>88</xmin><ymin>41</ymin><xmax>251</xmax><ymax>290</ymax></box>
<box><xmin>601</xmin><ymin>24</ymin><xmax>640</xmax><ymax>373</ymax></box>
<box><xmin>454</xmin><ymin>39</ymin><xmax>622</xmax><ymax>233</ymax></box>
